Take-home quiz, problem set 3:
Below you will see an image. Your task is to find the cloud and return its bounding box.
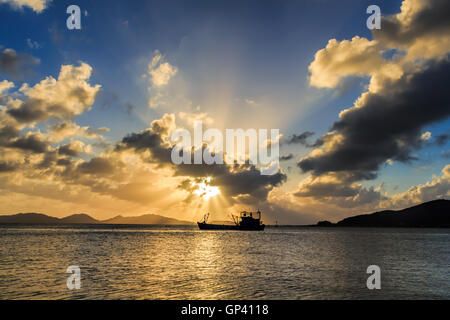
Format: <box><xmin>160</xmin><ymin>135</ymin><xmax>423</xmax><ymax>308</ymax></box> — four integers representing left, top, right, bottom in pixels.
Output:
<box><xmin>26</xmin><ymin>38</ymin><xmax>41</xmax><ymax>50</ymax></box>
<box><xmin>117</xmin><ymin>113</ymin><xmax>175</xmax><ymax>164</ymax></box>
<box><xmin>434</xmin><ymin>133</ymin><xmax>450</xmax><ymax>146</ymax></box>
<box><xmin>147</xmin><ymin>51</ymin><xmax>178</xmax><ymax>87</ymax></box>
<box><xmin>280</xmin><ymin>153</ymin><xmax>293</xmax><ymax>161</ymax></box>
<box><xmin>299</xmin><ymin>58</ymin><xmax>450</xmax><ymax>182</ymax></box>
<box><xmin>58</xmin><ymin>141</ymin><xmax>89</xmax><ymax>157</ymax></box>
<box><xmin>117</xmin><ymin>113</ymin><xmax>287</xmax><ymax>203</ymax></box>
<box><xmin>8</xmin><ymin>131</ymin><xmax>48</xmax><ymax>153</ymax></box>
<box><xmin>294</xmin><ymin>172</ymin><xmax>385</xmax><ymax>208</ymax></box>
<box><xmin>6</xmin><ymin>63</ymin><xmax>101</xmax><ymax>124</ymax></box>
<box><xmin>0</xmin><ymin>161</ymin><xmax>18</xmax><ymax>172</ymax></box>
<box><xmin>373</xmin><ymin>0</ymin><xmax>450</xmax><ymax>60</ymax></box>
<box><xmin>48</xmin><ymin>121</ymin><xmax>109</xmax><ymax>142</ymax></box>
<box><xmin>0</xmin><ymin>65</ymin><xmax>189</xmax><ymax>220</ymax></box>
<box><xmin>144</xmin><ymin>51</ymin><xmax>178</xmax><ymax>109</ymax></box>
<box><xmin>308</xmin><ymin>36</ymin><xmax>390</xmax><ymax>88</ymax></box>
<box><xmin>0</xmin><ymin>62</ymin><xmax>103</xmax><ymax>183</ymax></box>
<box><xmin>0</xmin><ymin>80</ymin><xmax>14</xmax><ymax>100</ymax></box>
<box><xmin>421</xmin><ymin>131</ymin><xmax>432</xmax><ymax>141</ymax></box>
<box><xmin>285</xmin><ymin>131</ymin><xmax>315</xmax><ymax>146</ymax></box>
<box><xmin>387</xmin><ymin>165</ymin><xmax>450</xmax><ymax>208</ymax></box>
<box><xmin>0</xmin><ymin>48</ymin><xmax>40</xmax><ymax>79</ymax></box>
<box><xmin>0</xmin><ymin>0</ymin><xmax>50</xmax><ymax>13</ymax></box>
<box><xmin>77</xmin><ymin>157</ymin><xmax>116</xmax><ymax>175</ymax></box>
<box><xmin>299</xmin><ymin>0</ymin><xmax>450</xmax><ymax>210</ymax></box>
<box><xmin>177</xmin><ymin>111</ymin><xmax>214</xmax><ymax>127</ymax></box>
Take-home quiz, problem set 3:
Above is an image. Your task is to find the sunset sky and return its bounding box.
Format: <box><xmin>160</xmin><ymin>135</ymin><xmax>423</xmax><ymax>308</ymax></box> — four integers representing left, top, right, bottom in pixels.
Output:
<box><xmin>0</xmin><ymin>0</ymin><xmax>449</xmax><ymax>224</ymax></box>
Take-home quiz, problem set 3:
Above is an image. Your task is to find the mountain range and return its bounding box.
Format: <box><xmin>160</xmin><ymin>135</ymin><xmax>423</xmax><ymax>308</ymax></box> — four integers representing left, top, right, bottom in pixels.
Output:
<box><xmin>0</xmin><ymin>212</ymin><xmax>194</xmax><ymax>225</ymax></box>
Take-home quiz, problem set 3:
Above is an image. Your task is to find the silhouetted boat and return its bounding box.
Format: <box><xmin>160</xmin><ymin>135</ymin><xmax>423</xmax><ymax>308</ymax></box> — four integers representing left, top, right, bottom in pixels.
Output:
<box><xmin>198</xmin><ymin>210</ymin><xmax>265</xmax><ymax>231</ymax></box>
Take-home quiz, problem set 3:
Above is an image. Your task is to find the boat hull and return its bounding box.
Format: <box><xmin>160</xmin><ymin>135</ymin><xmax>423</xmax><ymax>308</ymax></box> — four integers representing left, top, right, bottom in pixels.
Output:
<box><xmin>197</xmin><ymin>222</ymin><xmax>265</xmax><ymax>231</ymax></box>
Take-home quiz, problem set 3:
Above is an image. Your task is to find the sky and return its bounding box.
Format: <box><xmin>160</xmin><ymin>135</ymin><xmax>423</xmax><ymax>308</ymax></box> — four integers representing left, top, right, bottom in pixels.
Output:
<box><xmin>0</xmin><ymin>0</ymin><xmax>449</xmax><ymax>224</ymax></box>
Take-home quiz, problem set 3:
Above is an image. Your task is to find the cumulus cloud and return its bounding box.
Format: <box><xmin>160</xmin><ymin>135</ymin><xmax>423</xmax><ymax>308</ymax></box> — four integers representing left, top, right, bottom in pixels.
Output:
<box><xmin>300</xmin><ymin>57</ymin><xmax>450</xmax><ymax>182</ymax></box>
<box><xmin>6</xmin><ymin>63</ymin><xmax>101</xmax><ymax>124</ymax></box>
<box><xmin>147</xmin><ymin>51</ymin><xmax>178</xmax><ymax>87</ymax></box>
<box><xmin>0</xmin><ymin>62</ymin><xmax>192</xmax><ymax>220</ymax></box>
<box><xmin>300</xmin><ymin>0</ymin><xmax>450</xmax><ymax>209</ymax></box>
<box><xmin>0</xmin><ymin>79</ymin><xmax>14</xmax><ymax>92</ymax></box>
<box><xmin>387</xmin><ymin>165</ymin><xmax>450</xmax><ymax>208</ymax></box>
<box><xmin>48</xmin><ymin>121</ymin><xmax>109</xmax><ymax>142</ymax></box>
<box><xmin>0</xmin><ymin>48</ymin><xmax>40</xmax><ymax>79</ymax></box>
<box><xmin>0</xmin><ymin>0</ymin><xmax>50</xmax><ymax>13</ymax></box>
<box><xmin>373</xmin><ymin>0</ymin><xmax>450</xmax><ymax>60</ymax></box>
<box><xmin>294</xmin><ymin>172</ymin><xmax>385</xmax><ymax>208</ymax></box>
<box><xmin>144</xmin><ymin>51</ymin><xmax>178</xmax><ymax>109</ymax></box>
<box><xmin>117</xmin><ymin>113</ymin><xmax>287</xmax><ymax>204</ymax></box>
<box><xmin>0</xmin><ymin>80</ymin><xmax>14</xmax><ymax>101</ymax></box>
<box><xmin>0</xmin><ymin>61</ymin><xmax>102</xmax><ymax>181</ymax></box>
<box><xmin>8</xmin><ymin>131</ymin><xmax>48</xmax><ymax>153</ymax></box>
<box><xmin>58</xmin><ymin>141</ymin><xmax>90</xmax><ymax>157</ymax></box>
<box><xmin>309</xmin><ymin>36</ymin><xmax>389</xmax><ymax>88</ymax></box>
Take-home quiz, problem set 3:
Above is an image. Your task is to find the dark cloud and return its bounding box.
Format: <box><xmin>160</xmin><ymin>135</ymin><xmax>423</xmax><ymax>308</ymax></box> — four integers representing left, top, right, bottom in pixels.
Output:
<box><xmin>57</xmin><ymin>158</ymin><xmax>72</xmax><ymax>166</ymax></box>
<box><xmin>373</xmin><ymin>0</ymin><xmax>450</xmax><ymax>47</ymax></box>
<box><xmin>8</xmin><ymin>133</ymin><xmax>48</xmax><ymax>153</ymax></box>
<box><xmin>117</xmin><ymin>118</ymin><xmax>287</xmax><ymax>203</ymax></box>
<box><xmin>58</xmin><ymin>144</ymin><xmax>80</xmax><ymax>157</ymax></box>
<box><xmin>280</xmin><ymin>153</ymin><xmax>293</xmax><ymax>161</ymax></box>
<box><xmin>434</xmin><ymin>133</ymin><xmax>450</xmax><ymax>146</ymax></box>
<box><xmin>0</xmin><ymin>161</ymin><xmax>18</xmax><ymax>172</ymax></box>
<box><xmin>298</xmin><ymin>58</ymin><xmax>450</xmax><ymax>181</ymax></box>
<box><xmin>120</xmin><ymin>130</ymin><xmax>162</xmax><ymax>150</ymax></box>
<box><xmin>294</xmin><ymin>175</ymin><xmax>385</xmax><ymax>208</ymax></box>
<box><xmin>0</xmin><ymin>125</ymin><xmax>20</xmax><ymax>144</ymax></box>
<box><xmin>214</xmin><ymin>165</ymin><xmax>286</xmax><ymax>201</ymax></box>
<box><xmin>118</xmin><ymin>129</ymin><xmax>172</xmax><ymax>164</ymax></box>
<box><xmin>295</xmin><ymin>180</ymin><xmax>360</xmax><ymax>198</ymax></box>
<box><xmin>177</xmin><ymin>164</ymin><xmax>286</xmax><ymax>203</ymax></box>
<box><xmin>0</xmin><ymin>48</ymin><xmax>40</xmax><ymax>79</ymax></box>
<box><xmin>7</xmin><ymin>98</ymin><xmax>49</xmax><ymax>123</ymax></box>
<box><xmin>286</xmin><ymin>131</ymin><xmax>315</xmax><ymax>146</ymax></box>
<box><xmin>77</xmin><ymin>157</ymin><xmax>115</xmax><ymax>175</ymax></box>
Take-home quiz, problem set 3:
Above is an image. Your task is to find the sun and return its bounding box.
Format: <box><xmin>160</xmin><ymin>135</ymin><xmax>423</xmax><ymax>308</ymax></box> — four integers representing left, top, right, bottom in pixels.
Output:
<box><xmin>193</xmin><ymin>177</ymin><xmax>221</xmax><ymax>199</ymax></box>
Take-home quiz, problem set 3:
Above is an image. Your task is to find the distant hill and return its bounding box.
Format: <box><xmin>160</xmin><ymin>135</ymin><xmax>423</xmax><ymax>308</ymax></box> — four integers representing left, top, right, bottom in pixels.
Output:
<box><xmin>102</xmin><ymin>214</ymin><xmax>194</xmax><ymax>225</ymax></box>
<box><xmin>0</xmin><ymin>213</ymin><xmax>60</xmax><ymax>224</ymax></box>
<box><xmin>60</xmin><ymin>214</ymin><xmax>99</xmax><ymax>224</ymax></box>
<box><xmin>0</xmin><ymin>212</ymin><xmax>194</xmax><ymax>225</ymax></box>
<box><xmin>318</xmin><ymin>199</ymin><xmax>449</xmax><ymax>228</ymax></box>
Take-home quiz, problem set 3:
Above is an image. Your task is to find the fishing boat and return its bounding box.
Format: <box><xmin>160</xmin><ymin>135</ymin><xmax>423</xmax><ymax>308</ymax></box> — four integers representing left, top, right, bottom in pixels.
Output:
<box><xmin>197</xmin><ymin>210</ymin><xmax>265</xmax><ymax>231</ymax></box>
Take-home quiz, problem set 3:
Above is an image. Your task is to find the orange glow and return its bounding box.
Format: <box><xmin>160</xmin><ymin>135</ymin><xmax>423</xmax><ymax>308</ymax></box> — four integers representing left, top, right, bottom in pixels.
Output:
<box><xmin>193</xmin><ymin>177</ymin><xmax>221</xmax><ymax>199</ymax></box>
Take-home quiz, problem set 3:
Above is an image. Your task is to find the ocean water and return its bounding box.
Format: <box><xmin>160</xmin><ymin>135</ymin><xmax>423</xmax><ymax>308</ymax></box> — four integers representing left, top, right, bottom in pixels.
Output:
<box><xmin>0</xmin><ymin>225</ymin><xmax>448</xmax><ymax>300</ymax></box>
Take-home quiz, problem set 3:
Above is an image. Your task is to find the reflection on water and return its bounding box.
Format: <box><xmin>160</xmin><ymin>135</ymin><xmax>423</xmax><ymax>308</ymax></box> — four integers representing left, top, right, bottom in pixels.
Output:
<box><xmin>0</xmin><ymin>225</ymin><xmax>448</xmax><ymax>299</ymax></box>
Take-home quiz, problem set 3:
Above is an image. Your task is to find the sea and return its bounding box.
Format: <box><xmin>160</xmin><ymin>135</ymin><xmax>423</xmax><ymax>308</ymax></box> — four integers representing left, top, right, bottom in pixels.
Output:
<box><xmin>0</xmin><ymin>225</ymin><xmax>448</xmax><ymax>300</ymax></box>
